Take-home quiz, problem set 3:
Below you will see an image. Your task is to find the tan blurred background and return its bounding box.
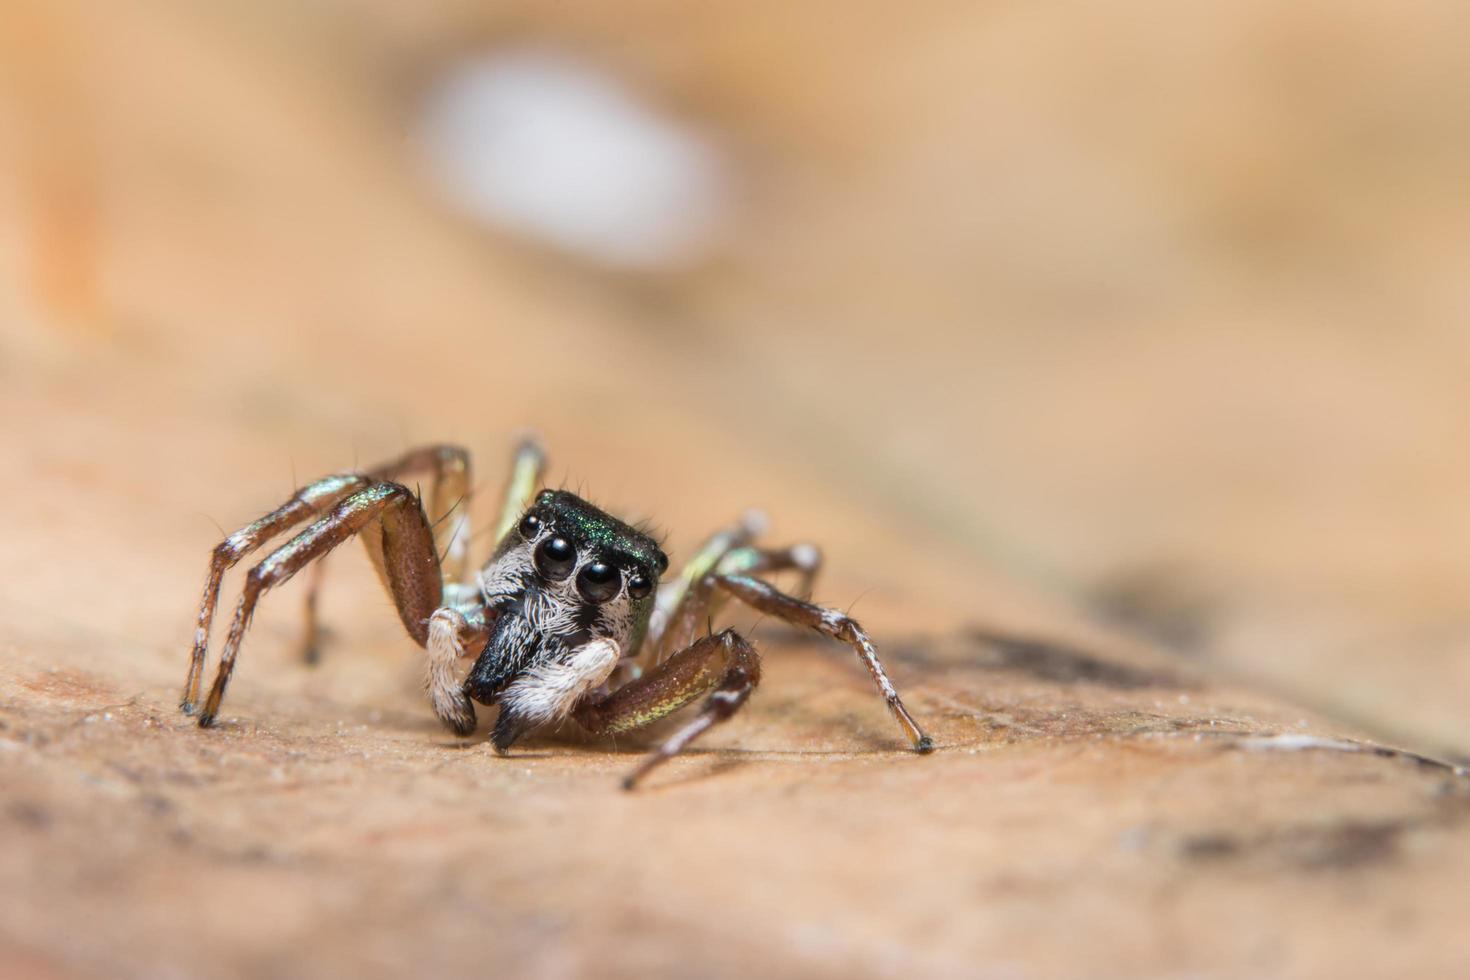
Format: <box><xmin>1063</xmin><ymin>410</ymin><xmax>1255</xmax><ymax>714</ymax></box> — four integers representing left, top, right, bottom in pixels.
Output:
<box><xmin>3</xmin><ymin>2</ymin><xmax>1470</xmax><ymax>977</ymax></box>
<box><xmin>7</xmin><ymin>0</ymin><xmax>1469</xmax><ymax>753</ymax></box>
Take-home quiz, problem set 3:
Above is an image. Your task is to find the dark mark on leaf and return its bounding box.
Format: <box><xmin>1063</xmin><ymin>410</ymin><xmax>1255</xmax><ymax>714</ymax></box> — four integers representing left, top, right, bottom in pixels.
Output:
<box><xmin>969</xmin><ymin>630</ymin><xmax>1187</xmax><ymax>690</ymax></box>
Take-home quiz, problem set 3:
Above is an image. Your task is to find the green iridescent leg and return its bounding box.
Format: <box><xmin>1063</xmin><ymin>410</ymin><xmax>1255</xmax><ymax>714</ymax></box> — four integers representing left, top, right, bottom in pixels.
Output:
<box><xmin>655</xmin><ymin>544</ymin><xmax>824</xmax><ymax>664</ymax></box>
<box><xmin>573</xmin><ymin>629</ymin><xmax>762</xmax><ymax>789</ymax></box>
<box><xmin>491</xmin><ymin>436</ymin><xmax>546</xmax><ymax>544</ymax></box>
<box><xmin>642</xmin><ymin>511</ymin><xmax>767</xmax><ymax>666</ymax></box>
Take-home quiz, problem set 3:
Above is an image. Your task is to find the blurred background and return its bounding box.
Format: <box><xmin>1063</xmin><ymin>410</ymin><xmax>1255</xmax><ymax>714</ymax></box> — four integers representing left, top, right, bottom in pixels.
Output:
<box><xmin>5</xmin><ymin>2</ymin><xmax>1470</xmax><ymax>977</ymax></box>
<box><xmin>5</xmin><ymin>0</ymin><xmax>1467</xmax><ymax>757</ymax></box>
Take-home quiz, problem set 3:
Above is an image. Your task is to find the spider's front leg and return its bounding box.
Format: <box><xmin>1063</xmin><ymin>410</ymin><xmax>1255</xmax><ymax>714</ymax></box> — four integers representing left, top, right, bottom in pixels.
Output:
<box><xmin>181</xmin><ymin>444</ymin><xmax>471</xmax><ymax>710</ymax></box>
<box><xmin>573</xmin><ymin>629</ymin><xmax>762</xmax><ymax>789</ymax></box>
<box><xmin>194</xmin><ymin>482</ymin><xmax>443</xmax><ymax>727</ymax></box>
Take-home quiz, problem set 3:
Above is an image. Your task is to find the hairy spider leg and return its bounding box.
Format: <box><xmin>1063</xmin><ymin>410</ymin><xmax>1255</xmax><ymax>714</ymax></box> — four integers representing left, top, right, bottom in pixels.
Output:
<box><xmin>641</xmin><ymin>511</ymin><xmax>766</xmax><ymax>669</ymax></box>
<box><xmin>196</xmin><ymin>482</ymin><xmax>442</xmax><ymax>727</ymax></box>
<box><xmin>181</xmin><ymin>471</ymin><xmax>368</xmax><ymax>713</ymax></box>
<box><xmin>573</xmin><ymin>629</ymin><xmax>761</xmax><ymax>789</ymax></box>
<box><xmin>634</xmin><ymin>565</ymin><xmax>929</xmax><ymax>759</ymax></box>
<box><xmin>656</xmin><ymin>544</ymin><xmax>824</xmax><ymax>662</ymax></box>
<box><xmin>716</xmin><ymin>574</ymin><xmax>932</xmax><ymax>753</ymax></box>
<box><xmin>181</xmin><ymin>444</ymin><xmax>471</xmax><ymax>712</ymax></box>
<box><xmin>576</xmin><ymin>564</ymin><xmax>927</xmax><ymax>788</ymax></box>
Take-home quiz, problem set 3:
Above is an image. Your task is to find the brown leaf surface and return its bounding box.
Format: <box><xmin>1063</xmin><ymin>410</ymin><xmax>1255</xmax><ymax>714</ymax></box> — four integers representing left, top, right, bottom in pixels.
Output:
<box><xmin>3</xmin><ymin>2</ymin><xmax>1470</xmax><ymax>978</ymax></box>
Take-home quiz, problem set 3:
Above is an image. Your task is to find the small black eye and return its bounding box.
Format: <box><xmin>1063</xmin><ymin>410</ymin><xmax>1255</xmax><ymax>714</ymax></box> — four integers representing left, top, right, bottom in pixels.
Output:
<box><xmin>518</xmin><ymin>513</ymin><xmax>542</xmax><ymax>539</ymax></box>
<box><xmin>534</xmin><ymin>536</ymin><xmax>576</xmax><ymax>580</ymax></box>
<box><xmin>576</xmin><ymin>561</ymin><xmax>621</xmax><ymax>603</ymax></box>
<box><xmin>627</xmin><ymin>571</ymin><xmax>653</xmax><ymax>600</ymax></box>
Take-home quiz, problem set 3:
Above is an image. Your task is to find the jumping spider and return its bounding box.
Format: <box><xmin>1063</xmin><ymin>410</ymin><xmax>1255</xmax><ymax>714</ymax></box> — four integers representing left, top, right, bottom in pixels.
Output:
<box><xmin>180</xmin><ymin>440</ymin><xmax>932</xmax><ymax>787</ymax></box>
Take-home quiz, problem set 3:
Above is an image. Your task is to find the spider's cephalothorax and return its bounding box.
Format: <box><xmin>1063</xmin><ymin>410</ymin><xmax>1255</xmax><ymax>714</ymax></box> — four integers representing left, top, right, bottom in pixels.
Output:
<box><xmin>179</xmin><ymin>440</ymin><xmax>932</xmax><ymax>789</ymax></box>
<box><xmin>466</xmin><ymin>489</ymin><xmax>668</xmax><ymax>750</ymax></box>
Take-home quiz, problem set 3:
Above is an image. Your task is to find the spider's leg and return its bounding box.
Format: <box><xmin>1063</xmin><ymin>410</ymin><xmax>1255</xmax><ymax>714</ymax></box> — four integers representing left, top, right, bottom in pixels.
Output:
<box><xmin>364</xmin><ymin>444</ymin><xmax>473</xmax><ymax>588</ymax></box>
<box><xmin>182</xmin><ymin>472</ymin><xmax>370</xmax><ymax>713</ymax></box>
<box><xmin>642</xmin><ymin>511</ymin><xmax>766</xmax><ymax>664</ymax></box>
<box><xmin>648</xmin><ymin>543</ymin><xmax>824</xmax><ymax>673</ymax></box>
<box><xmin>182</xmin><ymin>445</ymin><xmax>472</xmax><ymax>710</ymax></box>
<box><xmin>297</xmin><ymin>557</ymin><xmax>331</xmax><ymax>665</ymax></box>
<box><xmin>573</xmin><ymin>629</ymin><xmax>761</xmax><ymax>789</ymax></box>
<box><xmin>718</xmin><ymin>543</ymin><xmax>823</xmax><ymax>599</ymax></box>
<box><xmin>305</xmin><ymin>444</ymin><xmax>475</xmax><ymax>664</ymax></box>
<box><xmin>424</xmin><ymin>605</ymin><xmax>492</xmax><ymax>735</ymax></box>
<box><xmin>196</xmin><ymin>482</ymin><xmax>443</xmax><ymax>727</ymax></box>
<box><xmin>715</xmin><ymin>574</ymin><xmax>933</xmax><ymax>753</ymax></box>
<box><xmin>490</xmin><ymin>436</ymin><xmax>546</xmax><ymax>545</ymax></box>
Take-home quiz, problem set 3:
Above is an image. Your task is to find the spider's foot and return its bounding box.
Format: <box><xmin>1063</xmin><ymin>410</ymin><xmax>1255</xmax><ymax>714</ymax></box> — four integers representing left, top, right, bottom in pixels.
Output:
<box><xmin>179</xmin><ymin>698</ymin><xmax>197</xmax><ymax>716</ymax></box>
<box><xmin>916</xmin><ymin>734</ymin><xmax>935</xmax><ymax>754</ymax></box>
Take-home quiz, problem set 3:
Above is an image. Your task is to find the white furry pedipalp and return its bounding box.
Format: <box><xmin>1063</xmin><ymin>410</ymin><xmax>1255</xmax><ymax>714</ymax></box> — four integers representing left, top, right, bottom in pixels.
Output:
<box><xmin>499</xmin><ymin>637</ymin><xmax>620</xmax><ymax>726</ymax></box>
<box><xmin>426</xmin><ymin>607</ymin><xmax>476</xmax><ymax>732</ymax></box>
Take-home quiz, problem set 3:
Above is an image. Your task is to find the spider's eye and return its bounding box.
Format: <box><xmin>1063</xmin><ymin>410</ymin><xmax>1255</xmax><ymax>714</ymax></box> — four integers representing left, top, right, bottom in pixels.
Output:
<box><xmin>518</xmin><ymin>513</ymin><xmax>542</xmax><ymax>540</ymax></box>
<box><xmin>576</xmin><ymin>561</ymin><xmax>621</xmax><ymax>603</ymax></box>
<box><xmin>534</xmin><ymin>537</ymin><xmax>576</xmax><ymax>580</ymax></box>
<box><xmin>627</xmin><ymin>571</ymin><xmax>653</xmax><ymax>600</ymax></box>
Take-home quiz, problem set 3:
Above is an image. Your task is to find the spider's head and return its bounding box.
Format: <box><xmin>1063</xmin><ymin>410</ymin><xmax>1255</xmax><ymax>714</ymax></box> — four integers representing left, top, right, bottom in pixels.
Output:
<box><xmin>508</xmin><ymin>489</ymin><xmax>667</xmax><ymax>645</ymax></box>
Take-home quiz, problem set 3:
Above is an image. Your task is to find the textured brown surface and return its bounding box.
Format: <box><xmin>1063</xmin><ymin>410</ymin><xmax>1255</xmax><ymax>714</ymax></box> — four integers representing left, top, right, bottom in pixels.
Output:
<box><xmin>4</xmin><ymin>1</ymin><xmax>1470</xmax><ymax>977</ymax></box>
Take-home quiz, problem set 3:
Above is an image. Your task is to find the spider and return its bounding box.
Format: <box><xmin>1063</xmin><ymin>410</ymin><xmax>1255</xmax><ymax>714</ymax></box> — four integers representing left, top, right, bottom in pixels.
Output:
<box><xmin>180</xmin><ymin>439</ymin><xmax>933</xmax><ymax>787</ymax></box>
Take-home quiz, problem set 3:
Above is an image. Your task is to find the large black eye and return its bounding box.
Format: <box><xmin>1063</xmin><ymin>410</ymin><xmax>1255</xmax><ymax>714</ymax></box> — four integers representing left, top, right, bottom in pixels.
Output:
<box><xmin>627</xmin><ymin>570</ymin><xmax>653</xmax><ymax>600</ymax></box>
<box><xmin>518</xmin><ymin>513</ymin><xmax>542</xmax><ymax>540</ymax></box>
<box><xmin>534</xmin><ymin>537</ymin><xmax>576</xmax><ymax>580</ymax></box>
<box><xmin>576</xmin><ymin>561</ymin><xmax>621</xmax><ymax>603</ymax></box>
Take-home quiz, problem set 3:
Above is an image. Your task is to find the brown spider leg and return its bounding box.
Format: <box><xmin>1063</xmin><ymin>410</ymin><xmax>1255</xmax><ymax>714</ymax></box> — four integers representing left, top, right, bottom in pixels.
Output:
<box><xmin>181</xmin><ymin>445</ymin><xmax>472</xmax><ymax>712</ymax></box>
<box><xmin>196</xmin><ymin>482</ymin><xmax>443</xmax><ymax>727</ymax></box>
<box><xmin>181</xmin><ymin>472</ymin><xmax>370</xmax><ymax>713</ymax></box>
<box><xmin>656</xmin><ymin>545</ymin><xmax>824</xmax><ymax>663</ymax></box>
<box><xmin>573</xmin><ymin>629</ymin><xmax>761</xmax><ymax>789</ymax></box>
<box><xmin>722</xmin><ymin>543</ymin><xmax>823</xmax><ymax>599</ymax></box>
<box><xmin>297</xmin><ymin>445</ymin><xmax>474</xmax><ymax>665</ymax></box>
<box><xmin>642</xmin><ymin>512</ymin><xmax>766</xmax><ymax>666</ymax></box>
<box><xmin>298</xmin><ymin>557</ymin><xmax>330</xmax><ymax>665</ymax></box>
<box><xmin>715</xmin><ymin>574</ymin><xmax>933</xmax><ymax>753</ymax></box>
<box><xmin>366</xmin><ymin>445</ymin><xmax>473</xmax><ymax>582</ymax></box>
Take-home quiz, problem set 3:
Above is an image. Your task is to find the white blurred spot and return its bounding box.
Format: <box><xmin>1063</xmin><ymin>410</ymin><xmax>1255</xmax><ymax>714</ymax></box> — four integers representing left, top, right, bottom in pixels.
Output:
<box><xmin>416</xmin><ymin>48</ymin><xmax>728</xmax><ymax>269</ymax></box>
